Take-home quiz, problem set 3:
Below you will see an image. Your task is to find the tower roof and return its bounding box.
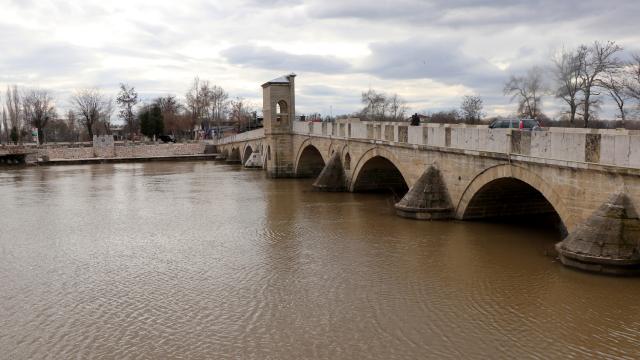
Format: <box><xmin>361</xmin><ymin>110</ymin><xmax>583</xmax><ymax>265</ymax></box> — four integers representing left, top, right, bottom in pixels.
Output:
<box><xmin>262</xmin><ymin>73</ymin><xmax>296</xmax><ymax>87</ymax></box>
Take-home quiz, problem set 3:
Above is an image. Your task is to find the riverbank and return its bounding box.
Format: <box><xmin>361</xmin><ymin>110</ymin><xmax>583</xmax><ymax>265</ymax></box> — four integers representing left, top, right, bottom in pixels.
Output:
<box><xmin>38</xmin><ymin>153</ymin><xmax>219</xmax><ymax>166</ymax></box>
<box><xmin>0</xmin><ymin>136</ymin><xmax>220</xmax><ymax>166</ymax></box>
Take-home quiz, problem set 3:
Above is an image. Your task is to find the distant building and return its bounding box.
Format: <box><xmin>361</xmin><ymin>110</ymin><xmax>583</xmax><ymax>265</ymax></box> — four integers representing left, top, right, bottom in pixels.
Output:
<box><xmin>110</xmin><ymin>125</ymin><xmax>126</xmax><ymax>141</ymax></box>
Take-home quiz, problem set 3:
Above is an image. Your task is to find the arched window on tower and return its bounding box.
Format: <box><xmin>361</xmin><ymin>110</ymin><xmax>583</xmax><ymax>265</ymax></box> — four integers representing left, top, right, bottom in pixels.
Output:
<box><xmin>276</xmin><ymin>100</ymin><xmax>288</xmax><ymax>123</ymax></box>
<box><xmin>277</xmin><ymin>100</ymin><xmax>288</xmax><ymax>114</ymax></box>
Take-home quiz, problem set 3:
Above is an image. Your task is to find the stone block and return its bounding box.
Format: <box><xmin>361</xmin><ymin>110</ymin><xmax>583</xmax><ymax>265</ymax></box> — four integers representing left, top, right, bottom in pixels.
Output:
<box><xmin>384</xmin><ymin>125</ymin><xmax>394</xmax><ymax>141</ymax></box>
<box><xmin>445</xmin><ymin>128</ymin><xmax>452</xmax><ymax>147</ymax></box>
<box><xmin>629</xmin><ymin>136</ymin><xmax>640</xmax><ymax>167</ymax></box>
<box><xmin>407</xmin><ymin>126</ymin><xmax>421</xmax><ymax>145</ymax></box>
<box><xmin>614</xmin><ymin>135</ymin><xmax>631</xmax><ymax>167</ymax></box>
<box><xmin>398</xmin><ymin>126</ymin><xmax>408</xmax><ymax>143</ymax></box>
<box><xmin>93</xmin><ymin>135</ymin><xmax>115</xmax><ymax>158</ymax></box>
<box><xmin>585</xmin><ymin>134</ymin><xmax>601</xmax><ymax>163</ymax></box>
<box><xmin>600</xmin><ymin>135</ymin><xmax>616</xmax><ymax>165</ymax></box>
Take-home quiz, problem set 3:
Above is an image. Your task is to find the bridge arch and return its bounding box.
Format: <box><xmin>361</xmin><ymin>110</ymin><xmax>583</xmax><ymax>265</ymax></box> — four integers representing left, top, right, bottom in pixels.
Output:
<box><xmin>294</xmin><ymin>141</ymin><xmax>327</xmax><ymax>178</ymax></box>
<box><xmin>242</xmin><ymin>144</ymin><xmax>253</xmax><ymax>165</ymax></box>
<box><xmin>349</xmin><ymin>147</ymin><xmax>410</xmax><ymax>196</ymax></box>
<box><xmin>455</xmin><ymin>164</ymin><xmax>572</xmax><ymax>231</ymax></box>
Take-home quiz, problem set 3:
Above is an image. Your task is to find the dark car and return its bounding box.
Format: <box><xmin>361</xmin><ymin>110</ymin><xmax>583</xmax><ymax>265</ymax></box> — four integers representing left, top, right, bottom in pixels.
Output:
<box><xmin>158</xmin><ymin>135</ymin><xmax>176</xmax><ymax>143</ymax></box>
<box><xmin>489</xmin><ymin>119</ymin><xmax>542</xmax><ymax>131</ymax></box>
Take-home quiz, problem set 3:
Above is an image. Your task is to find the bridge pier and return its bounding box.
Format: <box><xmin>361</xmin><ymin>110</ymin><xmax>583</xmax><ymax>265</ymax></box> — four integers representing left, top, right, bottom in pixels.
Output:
<box><xmin>395</xmin><ymin>166</ymin><xmax>453</xmax><ymax>220</ymax></box>
<box><xmin>556</xmin><ymin>193</ymin><xmax>640</xmax><ymax>275</ymax></box>
<box><xmin>313</xmin><ymin>152</ymin><xmax>346</xmax><ymax>191</ymax></box>
<box><xmin>244</xmin><ymin>152</ymin><xmax>263</xmax><ymax>168</ymax></box>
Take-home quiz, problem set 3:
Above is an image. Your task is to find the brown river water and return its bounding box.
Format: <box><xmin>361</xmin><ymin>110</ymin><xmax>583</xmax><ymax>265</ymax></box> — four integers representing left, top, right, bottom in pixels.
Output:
<box><xmin>1</xmin><ymin>161</ymin><xmax>640</xmax><ymax>359</ymax></box>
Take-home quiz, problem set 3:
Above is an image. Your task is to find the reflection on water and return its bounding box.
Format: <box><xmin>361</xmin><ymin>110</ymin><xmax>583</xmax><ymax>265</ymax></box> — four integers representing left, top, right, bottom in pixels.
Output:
<box><xmin>1</xmin><ymin>162</ymin><xmax>639</xmax><ymax>359</ymax></box>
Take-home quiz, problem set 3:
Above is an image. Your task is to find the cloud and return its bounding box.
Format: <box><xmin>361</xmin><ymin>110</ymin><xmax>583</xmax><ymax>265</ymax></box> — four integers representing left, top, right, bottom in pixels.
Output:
<box><xmin>221</xmin><ymin>45</ymin><xmax>352</xmax><ymax>74</ymax></box>
<box><xmin>0</xmin><ymin>23</ymin><xmax>98</xmax><ymax>83</ymax></box>
<box><xmin>304</xmin><ymin>0</ymin><xmax>640</xmax><ymax>29</ymax></box>
<box><xmin>1</xmin><ymin>45</ymin><xmax>97</xmax><ymax>77</ymax></box>
<box><xmin>301</xmin><ymin>85</ymin><xmax>355</xmax><ymax>97</ymax></box>
<box><xmin>359</xmin><ymin>38</ymin><xmax>505</xmax><ymax>89</ymax></box>
<box><xmin>0</xmin><ymin>0</ymin><xmax>639</xmax><ymax>119</ymax></box>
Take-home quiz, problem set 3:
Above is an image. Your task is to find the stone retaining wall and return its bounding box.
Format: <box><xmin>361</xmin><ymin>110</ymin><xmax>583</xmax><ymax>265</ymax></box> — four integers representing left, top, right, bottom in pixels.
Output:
<box><xmin>114</xmin><ymin>143</ymin><xmax>207</xmax><ymax>158</ymax></box>
<box><xmin>38</xmin><ymin>142</ymin><xmax>208</xmax><ymax>160</ymax></box>
<box><xmin>40</xmin><ymin>147</ymin><xmax>94</xmax><ymax>159</ymax></box>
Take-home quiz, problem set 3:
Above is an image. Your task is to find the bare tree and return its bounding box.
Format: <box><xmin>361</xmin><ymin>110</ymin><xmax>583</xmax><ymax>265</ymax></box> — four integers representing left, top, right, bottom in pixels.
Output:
<box><xmin>552</xmin><ymin>47</ymin><xmax>583</xmax><ymax>126</ymax></box>
<box><xmin>602</xmin><ymin>66</ymin><xmax>632</xmax><ymax>122</ymax></box>
<box><xmin>23</xmin><ymin>89</ymin><xmax>56</xmax><ymax>144</ymax></box>
<box><xmin>156</xmin><ymin>95</ymin><xmax>183</xmax><ymax>137</ymax></box>
<box><xmin>100</xmin><ymin>99</ymin><xmax>115</xmax><ymax>135</ymax></box>
<box><xmin>206</xmin><ymin>85</ymin><xmax>229</xmax><ymax>137</ymax></box>
<box><xmin>71</xmin><ymin>88</ymin><xmax>112</xmax><ymax>139</ymax></box>
<box><xmin>504</xmin><ymin>66</ymin><xmax>545</xmax><ymax>119</ymax></box>
<box><xmin>229</xmin><ymin>97</ymin><xmax>253</xmax><ymax>133</ymax></box>
<box><xmin>577</xmin><ymin>41</ymin><xmax>623</xmax><ymax>127</ymax></box>
<box><xmin>5</xmin><ymin>85</ymin><xmax>23</xmax><ymax>143</ymax></box>
<box><xmin>66</xmin><ymin>109</ymin><xmax>79</xmax><ymax>142</ymax></box>
<box><xmin>429</xmin><ymin>110</ymin><xmax>460</xmax><ymax>124</ymax></box>
<box><xmin>1</xmin><ymin>107</ymin><xmax>7</xmax><ymax>144</ymax></box>
<box><xmin>460</xmin><ymin>95</ymin><xmax>484</xmax><ymax>123</ymax></box>
<box><xmin>361</xmin><ymin>89</ymin><xmax>386</xmax><ymax>121</ymax></box>
<box><xmin>627</xmin><ymin>54</ymin><xmax>640</xmax><ymax>104</ymax></box>
<box><xmin>185</xmin><ymin>77</ymin><xmax>208</xmax><ymax>138</ymax></box>
<box><xmin>116</xmin><ymin>83</ymin><xmax>139</xmax><ymax>140</ymax></box>
<box><xmin>388</xmin><ymin>94</ymin><xmax>408</xmax><ymax>121</ymax></box>
<box><xmin>360</xmin><ymin>89</ymin><xmax>408</xmax><ymax>121</ymax></box>
<box><xmin>0</xmin><ymin>92</ymin><xmax>5</xmax><ymax>144</ymax></box>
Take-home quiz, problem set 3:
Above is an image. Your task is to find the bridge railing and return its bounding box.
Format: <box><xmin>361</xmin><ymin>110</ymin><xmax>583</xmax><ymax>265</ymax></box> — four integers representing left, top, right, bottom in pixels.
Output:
<box><xmin>293</xmin><ymin>120</ymin><xmax>640</xmax><ymax>169</ymax></box>
<box><xmin>211</xmin><ymin>128</ymin><xmax>265</xmax><ymax>145</ymax></box>
<box><xmin>213</xmin><ymin>120</ymin><xmax>639</xmax><ymax>169</ymax></box>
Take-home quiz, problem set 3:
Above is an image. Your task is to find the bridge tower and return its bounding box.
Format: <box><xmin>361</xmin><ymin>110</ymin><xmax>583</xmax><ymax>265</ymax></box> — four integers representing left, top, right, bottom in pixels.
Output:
<box><xmin>262</xmin><ymin>74</ymin><xmax>296</xmax><ymax>177</ymax></box>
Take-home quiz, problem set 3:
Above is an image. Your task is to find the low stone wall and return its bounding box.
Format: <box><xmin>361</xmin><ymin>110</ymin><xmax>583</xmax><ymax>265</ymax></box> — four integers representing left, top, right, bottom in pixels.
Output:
<box><xmin>40</xmin><ymin>147</ymin><xmax>93</xmax><ymax>160</ymax></box>
<box><xmin>38</xmin><ymin>142</ymin><xmax>208</xmax><ymax>160</ymax></box>
<box><xmin>114</xmin><ymin>143</ymin><xmax>207</xmax><ymax>158</ymax></box>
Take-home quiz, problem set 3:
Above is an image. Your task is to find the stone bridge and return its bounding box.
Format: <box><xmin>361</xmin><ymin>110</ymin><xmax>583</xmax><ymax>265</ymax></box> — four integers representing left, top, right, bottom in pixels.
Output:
<box><xmin>214</xmin><ymin>74</ymin><xmax>640</xmax><ymax>275</ymax></box>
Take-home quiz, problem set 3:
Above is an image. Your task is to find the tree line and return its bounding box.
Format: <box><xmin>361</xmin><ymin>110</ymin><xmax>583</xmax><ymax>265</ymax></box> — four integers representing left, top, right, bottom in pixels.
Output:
<box><xmin>356</xmin><ymin>88</ymin><xmax>485</xmax><ymax>124</ymax></box>
<box><xmin>504</xmin><ymin>41</ymin><xmax>640</xmax><ymax>127</ymax></box>
<box><xmin>0</xmin><ymin>77</ymin><xmax>256</xmax><ymax>145</ymax></box>
<box><xmin>358</xmin><ymin>40</ymin><xmax>640</xmax><ymax>128</ymax></box>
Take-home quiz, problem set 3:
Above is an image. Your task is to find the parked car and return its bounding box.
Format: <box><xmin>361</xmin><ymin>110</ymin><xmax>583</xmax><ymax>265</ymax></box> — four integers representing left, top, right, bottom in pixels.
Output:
<box><xmin>159</xmin><ymin>135</ymin><xmax>176</xmax><ymax>143</ymax></box>
<box><xmin>489</xmin><ymin>119</ymin><xmax>542</xmax><ymax>131</ymax></box>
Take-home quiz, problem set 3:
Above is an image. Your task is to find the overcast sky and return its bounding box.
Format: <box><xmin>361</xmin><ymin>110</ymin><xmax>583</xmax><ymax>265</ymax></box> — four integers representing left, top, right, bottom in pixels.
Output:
<box><xmin>1</xmin><ymin>0</ymin><xmax>639</xmax><ymax>118</ymax></box>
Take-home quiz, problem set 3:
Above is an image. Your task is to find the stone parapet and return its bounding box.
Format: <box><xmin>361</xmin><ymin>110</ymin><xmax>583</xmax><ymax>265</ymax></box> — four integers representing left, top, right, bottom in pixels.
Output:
<box><xmin>291</xmin><ymin>121</ymin><xmax>640</xmax><ymax>171</ymax></box>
